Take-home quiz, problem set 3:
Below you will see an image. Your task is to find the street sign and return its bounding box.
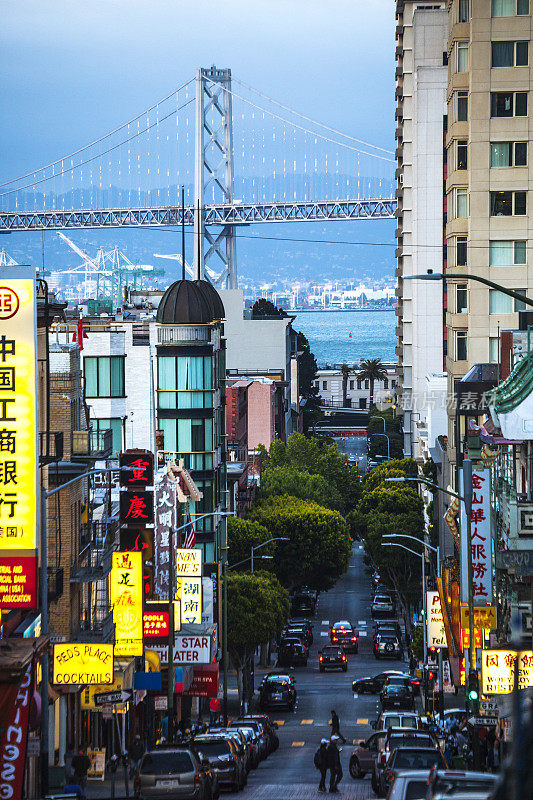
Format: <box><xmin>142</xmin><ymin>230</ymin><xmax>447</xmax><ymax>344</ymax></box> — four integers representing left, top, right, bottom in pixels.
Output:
<box><xmin>480</xmin><ymin>699</ymin><xmax>499</xmax><ymax>717</ymax></box>
<box><xmin>468</xmin><ymin>715</ymin><xmax>498</xmax><ymax>727</ymax></box>
<box><xmin>94</xmin><ymin>689</ymin><xmax>132</xmax><ymax>706</ymax></box>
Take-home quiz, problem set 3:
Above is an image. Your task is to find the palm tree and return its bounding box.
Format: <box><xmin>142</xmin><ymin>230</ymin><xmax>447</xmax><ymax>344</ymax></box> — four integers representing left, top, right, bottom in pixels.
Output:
<box><xmin>357</xmin><ymin>358</ymin><xmax>387</xmax><ymax>407</ymax></box>
<box><xmin>340</xmin><ymin>363</ymin><xmax>353</xmax><ymax>407</ymax></box>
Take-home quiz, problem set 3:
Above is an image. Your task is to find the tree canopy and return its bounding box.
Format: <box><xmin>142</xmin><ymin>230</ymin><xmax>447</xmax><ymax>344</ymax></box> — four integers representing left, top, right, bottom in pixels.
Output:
<box><xmin>249</xmin><ymin>494</ymin><xmax>352</xmax><ymax>590</ymax></box>
<box><xmin>259</xmin><ymin>464</ymin><xmax>343</xmax><ymax>510</ymax></box>
<box><xmin>227</xmin><ymin>517</ymin><xmax>273</xmax><ymax>568</ymax></box>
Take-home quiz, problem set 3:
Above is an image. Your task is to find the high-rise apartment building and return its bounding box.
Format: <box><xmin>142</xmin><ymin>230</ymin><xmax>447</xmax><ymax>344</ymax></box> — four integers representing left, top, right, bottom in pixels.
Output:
<box><xmin>446</xmin><ymin>0</ymin><xmax>533</xmax><ymax>477</ymax></box>
<box><xmin>395</xmin><ymin>1</ymin><xmax>449</xmax><ymax>459</ymax></box>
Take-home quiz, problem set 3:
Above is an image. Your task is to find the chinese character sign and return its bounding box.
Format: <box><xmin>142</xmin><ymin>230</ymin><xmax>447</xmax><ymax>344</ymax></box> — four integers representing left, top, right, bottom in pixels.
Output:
<box><xmin>110</xmin><ymin>551</ymin><xmax>143</xmax><ymax>656</ymax></box>
<box><xmin>481</xmin><ymin>649</ymin><xmax>533</xmax><ymax>694</ymax></box>
<box><xmin>460</xmin><ymin>467</ymin><xmax>493</xmax><ymax>604</ymax></box>
<box><xmin>427</xmin><ymin>591</ymin><xmax>446</xmax><ymax>647</ymax></box>
<box><xmin>119</xmin><ymin>451</ymin><xmax>154</xmax><ymax>487</ymax></box>
<box><xmin>154</xmin><ymin>477</ymin><xmax>176</xmax><ymax>600</ymax></box>
<box><xmin>176</xmin><ymin>577</ymin><xmax>202</xmax><ymax>624</ymax></box>
<box><xmin>120</xmin><ymin>490</ymin><xmax>153</xmax><ymax>526</ymax></box>
<box><xmin>143</xmin><ymin>610</ymin><xmax>170</xmax><ymax>639</ymax></box>
<box><xmin>0</xmin><ymin>273</ymin><xmax>37</xmax><ymax>553</ymax></box>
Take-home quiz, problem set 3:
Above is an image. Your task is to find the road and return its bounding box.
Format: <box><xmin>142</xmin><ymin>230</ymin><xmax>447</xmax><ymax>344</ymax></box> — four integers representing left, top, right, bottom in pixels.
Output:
<box><xmin>228</xmin><ymin>544</ymin><xmax>409</xmax><ymax>800</ymax></box>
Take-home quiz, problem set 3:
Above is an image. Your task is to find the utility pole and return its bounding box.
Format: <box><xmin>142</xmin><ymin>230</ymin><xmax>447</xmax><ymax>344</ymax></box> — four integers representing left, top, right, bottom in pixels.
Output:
<box><xmin>167</xmin><ymin>522</ymin><xmax>175</xmax><ymax>743</ymax></box>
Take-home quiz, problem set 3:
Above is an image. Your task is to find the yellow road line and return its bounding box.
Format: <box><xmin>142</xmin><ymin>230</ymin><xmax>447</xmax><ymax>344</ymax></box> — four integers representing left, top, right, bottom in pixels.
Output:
<box><xmin>356</xmin><ymin>718</ymin><xmax>369</xmax><ymax>724</ymax></box>
<box><xmin>300</xmin><ymin>719</ymin><xmax>314</xmax><ymax>725</ymax></box>
<box><xmin>274</xmin><ymin>720</ymin><xmax>285</xmax><ymax>726</ymax></box>
<box><xmin>292</xmin><ymin>741</ymin><xmax>305</xmax><ymax>747</ymax></box>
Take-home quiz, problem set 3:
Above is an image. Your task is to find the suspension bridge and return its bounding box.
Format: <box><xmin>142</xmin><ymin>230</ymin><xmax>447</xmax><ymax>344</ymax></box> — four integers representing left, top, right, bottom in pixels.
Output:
<box><xmin>0</xmin><ymin>66</ymin><xmax>397</xmax><ymax>288</ymax></box>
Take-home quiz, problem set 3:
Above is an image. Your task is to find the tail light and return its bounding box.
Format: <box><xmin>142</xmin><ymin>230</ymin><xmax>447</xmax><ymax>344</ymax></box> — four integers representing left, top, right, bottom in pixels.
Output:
<box><xmin>351</xmin><ymin>636</ymin><xmax>357</xmax><ymax>641</ymax></box>
<box><xmin>342</xmin><ymin>655</ymin><xmax>346</xmax><ymax>661</ymax></box>
<box><xmin>380</xmin><ymin>753</ymin><xmax>387</xmax><ymax>764</ymax></box>
<box><xmin>194</xmin><ymin>775</ymin><xmax>201</xmax><ymax>786</ymax></box>
<box><xmin>332</xmin><ymin>637</ymin><xmax>338</xmax><ymax>642</ymax></box>
<box><xmin>134</xmin><ymin>778</ymin><xmax>141</xmax><ymax>790</ymax></box>
<box><xmin>319</xmin><ymin>656</ymin><xmax>324</xmax><ymax>661</ymax></box>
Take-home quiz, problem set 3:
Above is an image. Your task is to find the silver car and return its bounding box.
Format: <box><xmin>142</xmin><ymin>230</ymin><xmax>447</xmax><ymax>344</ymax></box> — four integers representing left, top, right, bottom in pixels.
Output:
<box><xmin>372</xmin><ymin>594</ymin><xmax>395</xmax><ymax>616</ymax></box>
<box><xmin>135</xmin><ymin>749</ymin><xmax>209</xmax><ymax>800</ymax></box>
<box><xmin>385</xmin><ymin>769</ymin><xmax>433</xmax><ymax>800</ymax></box>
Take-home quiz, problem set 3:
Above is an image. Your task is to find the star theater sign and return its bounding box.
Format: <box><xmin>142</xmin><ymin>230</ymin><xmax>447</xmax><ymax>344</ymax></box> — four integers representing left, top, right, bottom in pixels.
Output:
<box><xmin>0</xmin><ymin>267</ymin><xmax>38</xmax><ymax>608</ymax></box>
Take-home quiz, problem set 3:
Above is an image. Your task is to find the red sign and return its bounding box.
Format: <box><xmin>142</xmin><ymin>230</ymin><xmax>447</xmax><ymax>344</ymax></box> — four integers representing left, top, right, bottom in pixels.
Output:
<box><xmin>0</xmin><ymin>556</ymin><xmax>37</xmax><ymax>608</ymax></box>
<box><xmin>143</xmin><ymin>611</ymin><xmax>169</xmax><ymax>639</ymax></box>
<box><xmin>120</xmin><ymin>450</ymin><xmax>154</xmax><ymax>487</ymax></box>
<box><xmin>0</xmin><ymin>661</ymin><xmax>33</xmax><ymax>800</ymax></box>
<box><xmin>120</xmin><ymin>490</ymin><xmax>154</xmax><ymax>526</ymax></box>
<box><xmin>330</xmin><ymin>430</ymin><xmax>367</xmax><ymax>438</ymax></box>
<box><xmin>183</xmin><ymin>663</ymin><xmax>219</xmax><ymax>698</ymax></box>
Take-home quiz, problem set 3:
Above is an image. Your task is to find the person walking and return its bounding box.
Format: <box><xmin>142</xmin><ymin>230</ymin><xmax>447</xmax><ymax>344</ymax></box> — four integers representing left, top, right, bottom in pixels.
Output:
<box><xmin>71</xmin><ymin>748</ymin><xmax>91</xmax><ymax>798</ymax></box>
<box><xmin>209</xmin><ymin>696</ymin><xmax>221</xmax><ymax>725</ymax></box>
<box><xmin>330</xmin><ymin>710</ymin><xmax>346</xmax><ymax>744</ymax></box>
<box><xmin>326</xmin><ymin>737</ymin><xmax>342</xmax><ymax>793</ymax></box>
<box><xmin>314</xmin><ymin>738</ymin><xmax>329</xmax><ymax>792</ymax></box>
<box><xmin>129</xmin><ymin>735</ymin><xmax>144</xmax><ymax>777</ymax></box>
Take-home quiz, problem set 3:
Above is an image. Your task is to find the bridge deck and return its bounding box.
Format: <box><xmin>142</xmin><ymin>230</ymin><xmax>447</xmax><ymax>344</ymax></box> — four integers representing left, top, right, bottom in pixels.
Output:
<box><xmin>0</xmin><ymin>198</ymin><xmax>396</xmax><ymax>231</ymax></box>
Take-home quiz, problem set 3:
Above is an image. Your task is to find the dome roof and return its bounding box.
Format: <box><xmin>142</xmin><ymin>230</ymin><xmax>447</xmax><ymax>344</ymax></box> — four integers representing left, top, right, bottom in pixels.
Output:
<box><xmin>156</xmin><ymin>279</ymin><xmax>214</xmax><ymax>325</ymax></box>
<box><xmin>195</xmin><ymin>280</ymin><xmax>225</xmax><ymax>320</ymax></box>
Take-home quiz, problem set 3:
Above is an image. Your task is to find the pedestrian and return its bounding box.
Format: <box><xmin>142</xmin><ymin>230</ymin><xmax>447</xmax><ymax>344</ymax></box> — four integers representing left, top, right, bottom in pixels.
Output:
<box><xmin>409</xmin><ymin>653</ymin><xmax>417</xmax><ymax>673</ymax></box>
<box><xmin>326</xmin><ymin>736</ymin><xmax>341</xmax><ymax>793</ymax></box>
<box><xmin>330</xmin><ymin>710</ymin><xmax>346</xmax><ymax>744</ymax></box>
<box><xmin>71</xmin><ymin>748</ymin><xmax>91</xmax><ymax>798</ymax></box>
<box><xmin>314</xmin><ymin>738</ymin><xmax>329</xmax><ymax>792</ymax></box>
<box><xmin>129</xmin><ymin>735</ymin><xmax>144</xmax><ymax>777</ymax></box>
<box><xmin>209</xmin><ymin>696</ymin><xmax>221</xmax><ymax>725</ymax></box>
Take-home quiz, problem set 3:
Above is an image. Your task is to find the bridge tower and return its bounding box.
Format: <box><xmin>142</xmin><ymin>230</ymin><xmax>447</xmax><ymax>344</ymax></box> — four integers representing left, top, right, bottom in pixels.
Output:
<box><xmin>194</xmin><ymin>66</ymin><xmax>237</xmax><ymax>289</ymax></box>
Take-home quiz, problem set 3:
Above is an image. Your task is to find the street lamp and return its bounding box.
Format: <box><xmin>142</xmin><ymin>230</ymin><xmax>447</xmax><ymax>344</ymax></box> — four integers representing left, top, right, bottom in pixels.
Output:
<box><xmin>403</xmin><ymin>271</ymin><xmax>533</xmax><ymax>307</ymax></box>
<box><xmin>370</xmin><ymin>432</ymin><xmax>390</xmax><ymax>460</ymax></box>
<box><xmin>371</xmin><ymin>416</ymin><xmax>386</xmax><ymax>432</ymax></box>
<box><xmin>251</xmin><ymin>538</ymin><xmax>289</xmax><ymax>572</ymax></box>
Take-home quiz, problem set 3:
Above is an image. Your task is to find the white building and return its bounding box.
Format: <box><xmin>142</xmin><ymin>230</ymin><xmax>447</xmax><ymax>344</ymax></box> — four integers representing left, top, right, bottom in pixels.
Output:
<box><xmin>395</xmin><ymin>2</ymin><xmax>448</xmax><ymax>459</ymax></box>
<box><xmin>314</xmin><ymin>362</ymin><xmax>397</xmax><ymax>410</ymax></box>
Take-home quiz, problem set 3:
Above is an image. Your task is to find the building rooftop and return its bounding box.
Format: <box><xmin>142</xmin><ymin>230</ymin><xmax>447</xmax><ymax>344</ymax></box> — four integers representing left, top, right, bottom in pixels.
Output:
<box><xmin>156</xmin><ymin>279</ymin><xmax>223</xmax><ymax>325</ymax></box>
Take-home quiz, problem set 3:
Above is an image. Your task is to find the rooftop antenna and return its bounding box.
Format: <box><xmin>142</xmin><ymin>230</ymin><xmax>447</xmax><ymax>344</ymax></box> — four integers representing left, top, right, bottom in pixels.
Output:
<box><xmin>196</xmin><ymin>200</ymin><xmax>202</xmax><ymax>281</ymax></box>
<box><xmin>181</xmin><ymin>186</ymin><xmax>186</xmax><ymax>281</ymax></box>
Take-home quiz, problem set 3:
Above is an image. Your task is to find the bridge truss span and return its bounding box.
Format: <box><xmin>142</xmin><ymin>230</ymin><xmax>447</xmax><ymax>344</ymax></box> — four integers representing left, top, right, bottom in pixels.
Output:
<box><xmin>0</xmin><ymin>198</ymin><xmax>396</xmax><ymax>232</ymax></box>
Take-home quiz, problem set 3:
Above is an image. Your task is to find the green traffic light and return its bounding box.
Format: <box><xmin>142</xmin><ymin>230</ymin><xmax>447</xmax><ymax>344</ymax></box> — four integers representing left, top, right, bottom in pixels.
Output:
<box><xmin>468</xmin><ymin>689</ymin><xmax>479</xmax><ymax>701</ymax></box>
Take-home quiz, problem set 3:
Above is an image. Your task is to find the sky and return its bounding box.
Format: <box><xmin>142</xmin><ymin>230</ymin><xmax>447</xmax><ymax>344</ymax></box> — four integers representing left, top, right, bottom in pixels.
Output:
<box><xmin>0</xmin><ymin>0</ymin><xmax>397</xmax><ymax>282</ymax></box>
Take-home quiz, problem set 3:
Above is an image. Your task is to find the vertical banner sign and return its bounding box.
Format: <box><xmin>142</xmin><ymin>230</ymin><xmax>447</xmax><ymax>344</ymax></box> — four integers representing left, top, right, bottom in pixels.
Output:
<box><xmin>0</xmin><ymin>270</ymin><xmax>38</xmax><ymax>608</ymax></box>
<box><xmin>427</xmin><ymin>591</ymin><xmax>446</xmax><ymax>647</ymax></box>
<box><xmin>110</xmin><ymin>551</ymin><xmax>143</xmax><ymax>656</ymax></box>
<box><xmin>460</xmin><ymin>467</ymin><xmax>493</xmax><ymax>604</ymax></box>
<box><xmin>0</xmin><ymin>661</ymin><xmax>33</xmax><ymax>800</ymax></box>
<box><xmin>154</xmin><ymin>476</ymin><xmax>176</xmax><ymax>600</ymax></box>
<box><xmin>177</xmin><ymin>577</ymin><xmax>202</xmax><ymax>624</ymax></box>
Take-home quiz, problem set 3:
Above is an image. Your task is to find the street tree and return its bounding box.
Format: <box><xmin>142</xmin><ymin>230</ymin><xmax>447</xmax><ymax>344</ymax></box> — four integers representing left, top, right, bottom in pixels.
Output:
<box><xmin>249</xmin><ymin>494</ymin><xmax>352</xmax><ymax>590</ymax></box>
<box><xmin>340</xmin><ymin>362</ymin><xmax>354</xmax><ymax>407</ymax></box>
<box><xmin>226</xmin><ymin>571</ymin><xmax>289</xmax><ymax>705</ymax></box>
<box><xmin>357</xmin><ymin>358</ymin><xmax>387</xmax><ymax>406</ymax></box>
<box><xmin>259</xmin><ymin>465</ymin><xmax>343</xmax><ymax>510</ymax></box>
<box><xmin>227</xmin><ymin>517</ymin><xmax>273</xmax><ymax>568</ymax></box>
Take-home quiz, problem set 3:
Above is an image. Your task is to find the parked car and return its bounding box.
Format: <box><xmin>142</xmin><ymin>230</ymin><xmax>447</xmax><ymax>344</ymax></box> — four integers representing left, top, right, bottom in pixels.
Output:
<box><xmin>192</xmin><ymin>735</ymin><xmax>246</xmax><ymax>792</ymax></box>
<box><xmin>353</xmin><ymin>671</ymin><xmax>406</xmax><ymax>694</ymax></box>
<box><xmin>319</xmin><ymin>645</ymin><xmax>347</xmax><ymax>672</ymax></box>
<box><xmin>290</xmin><ymin>586</ymin><xmax>317</xmax><ymax>616</ymax></box>
<box><xmin>349</xmin><ymin>732</ymin><xmax>387</xmax><ymax>778</ymax></box>
<box><xmin>209</xmin><ymin>727</ymin><xmax>256</xmax><ymax>772</ymax></box>
<box><xmin>238</xmin><ymin>714</ymin><xmax>279</xmax><ymax>754</ymax></box>
<box><xmin>330</xmin><ymin>620</ymin><xmax>359</xmax><ymax>652</ymax></box>
<box><xmin>372</xmin><ymin>594</ymin><xmax>395</xmax><ymax>617</ymax></box>
<box><xmin>373</xmin><ymin>730</ymin><xmax>439</xmax><ymax>796</ymax></box>
<box><xmin>374</xmin><ymin>633</ymin><xmax>403</xmax><ymax>660</ymax></box>
<box><xmin>385</xmin><ymin>769</ymin><xmax>435</xmax><ymax>800</ymax></box>
<box><xmin>135</xmin><ymin>748</ymin><xmax>215</xmax><ymax>800</ymax></box>
<box><xmin>227</xmin><ymin>720</ymin><xmax>267</xmax><ymax>761</ymax></box>
<box><xmin>425</xmin><ymin>767</ymin><xmax>497</xmax><ymax>799</ymax></box>
<box><xmin>284</xmin><ymin>621</ymin><xmax>314</xmax><ymax>646</ymax></box>
<box><xmin>380</xmin><ymin>747</ymin><xmax>447</xmax><ymax>797</ymax></box>
<box><xmin>257</xmin><ymin>673</ymin><xmax>297</xmax><ymax>711</ymax></box>
<box><xmin>277</xmin><ymin>636</ymin><xmax>308</xmax><ymax>667</ymax></box>
<box><xmin>380</xmin><ymin>684</ymin><xmax>414</xmax><ymax>711</ymax></box>
<box><xmin>373</xmin><ymin>620</ymin><xmax>403</xmax><ymax>642</ymax></box>
<box><xmin>372</xmin><ymin>711</ymin><xmax>420</xmax><ymax>731</ymax></box>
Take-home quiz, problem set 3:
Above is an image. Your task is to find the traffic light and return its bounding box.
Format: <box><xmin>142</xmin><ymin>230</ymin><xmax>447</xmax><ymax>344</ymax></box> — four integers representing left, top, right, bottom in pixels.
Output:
<box><xmin>468</xmin><ymin>668</ymin><xmax>480</xmax><ymax>714</ymax></box>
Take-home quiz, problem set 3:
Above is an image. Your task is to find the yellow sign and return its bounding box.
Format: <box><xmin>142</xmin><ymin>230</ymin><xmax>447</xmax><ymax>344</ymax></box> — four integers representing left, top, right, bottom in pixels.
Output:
<box><xmin>460</xmin><ymin>605</ymin><xmax>497</xmax><ymax>630</ymax></box>
<box><xmin>176</xmin><ymin>577</ymin><xmax>202</xmax><ymax>624</ymax></box>
<box><xmin>481</xmin><ymin>649</ymin><xmax>533</xmax><ymax>694</ymax></box>
<box><xmin>81</xmin><ymin>674</ymin><xmax>123</xmax><ymax>709</ymax></box>
<box><xmin>176</xmin><ymin>548</ymin><xmax>202</xmax><ymax>577</ymax></box>
<box><xmin>0</xmin><ymin>274</ymin><xmax>37</xmax><ymax>551</ymax></box>
<box><xmin>110</xmin><ymin>551</ymin><xmax>143</xmax><ymax>656</ymax></box>
<box><xmin>53</xmin><ymin>643</ymin><xmax>114</xmax><ymax>686</ymax></box>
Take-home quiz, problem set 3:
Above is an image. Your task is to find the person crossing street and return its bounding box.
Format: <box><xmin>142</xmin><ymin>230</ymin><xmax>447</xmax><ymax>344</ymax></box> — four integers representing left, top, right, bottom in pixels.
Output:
<box><xmin>330</xmin><ymin>710</ymin><xmax>346</xmax><ymax>744</ymax></box>
<box><xmin>314</xmin><ymin>738</ymin><xmax>329</xmax><ymax>792</ymax></box>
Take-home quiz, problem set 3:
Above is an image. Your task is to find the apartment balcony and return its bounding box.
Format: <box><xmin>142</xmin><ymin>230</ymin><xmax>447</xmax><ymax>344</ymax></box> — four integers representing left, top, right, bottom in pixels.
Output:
<box><xmin>75</xmin><ymin>609</ymin><xmax>115</xmax><ymax>644</ymax></box>
<box><xmin>70</xmin><ymin>528</ymin><xmax>114</xmax><ymax>583</ymax></box>
<box><xmin>395</xmin><ymin>187</ymin><xmax>403</xmax><ymax>199</ymax></box>
<box><xmin>395</xmin><ymin>146</ymin><xmax>403</xmax><ymax>159</ymax></box>
<box><xmin>157</xmin><ymin>325</ymin><xmax>211</xmax><ymax>345</ymax></box>
<box><xmin>395</xmin><ymin>24</ymin><xmax>403</xmax><ymax>39</ymax></box>
<box><xmin>39</xmin><ymin>431</ymin><xmax>64</xmax><ymax>466</ymax></box>
<box><xmin>395</xmin><ymin>45</ymin><xmax>403</xmax><ymax>59</ymax></box>
<box><xmin>395</xmin><ymin>106</ymin><xmax>403</xmax><ymax>121</ymax></box>
<box><xmin>395</xmin><ymin>86</ymin><xmax>403</xmax><ymax>100</ymax></box>
<box><xmin>395</xmin><ymin>167</ymin><xmax>403</xmax><ymax>180</ymax></box>
<box><xmin>71</xmin><ymin>428</ymin><xmax>113</xmax><ymax>461</ymax></box>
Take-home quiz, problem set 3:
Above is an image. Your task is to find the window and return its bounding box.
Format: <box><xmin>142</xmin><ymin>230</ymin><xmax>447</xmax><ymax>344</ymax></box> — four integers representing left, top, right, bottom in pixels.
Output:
<box><xmin>490</xmin><ymin>191</ymin><xmax>526</xmax><ymax>216</ymax></box>
<box><xmin>455</xmin><ymin>331</ymin><xmax>468</xmax><ymax>361</ymax></box>
<box><xmin>357</xmin><ymin>378</ymin><xmax>362</xmax><ymax>390</ymax></box>
<box><xmin>84</xmin><ymin>356</ymin><xmax>125</xmax><ymax>398</ymax></box>
<box><xmin>158</xmin><ymin>418</ymin><xmax>213</xmax><ymax>470</ymax></box>
<box><xmin>349</xmin><ymin>380</ymin><xmax>355</xmax><ymax>390</ymax></box>
<box><xmin>364</xmin><ymin>380</ymin><xmax>369</xmax><ymax>389</ymax></box>
<box><xmin>158</xmin><ymin>355</ymin><xmax>213</xmax><ymax>409</ymax></box>
<box><xmin>458</xmin><ymin>0</ymin><xmax>470</xmax><ymax>21</ymax></box>
<box><xmin>457</xmin><ymin>42</ymin><xmax>469</xmax><ymax>72</ymax></box>
<box><xmin>457</xmin><ymin>236</ymin><xmax>468</xmax><ymax>266</ymax></box>
<box><xmin>322</xmin><ymin>380</ymin><xmax>327</xmax><ymax>390</ymax></box>
<box><xmin>456</xmin><ymin>284</ymin><xmax>468</xmax><ymax>313</ymax></box>
<box><xmin>359</xmin><ymin>398</ymin><xmax>367</xmax><ymax>409</ymax></box>
<box><xmin>490</xmin><ymin>240</ymin><xmax>527</xmax><ymax>265</ymax></box>
<box><xmin>392</xmin><ymin>380</ymin><xmax>396</xmax><ymax>389</ymax></box>
<box><xmin>456</xmin><ymin>141</ymin><xmax>468</xmax><ymax>170</ymax></box>
<box><xmin>491</xmin><ymin>92</ymin><xmax>528</xmax><ymax>117</ymax></box>
<box><xmin>457</xmin><ymin>91</ymin><xmax>468</xmax><ymax>121</ymax></box>
<box><xmin>383</xmin><ymin>378</ymin><xmax>389</xmax><ymax>389</ymax></box>
<box><xmin>92</xmin><ymin>418</ymin><xmax>122</xmax><ymax>455</ymax></box>
<box><xmin>492</xmin><ymin>0</ymin><xmax>529</xmax><ymax>16</ymax></box>
<box><xmin>489</xmin><ymin>288</ymin><xmax>526</xmax><ymax>313</ymax></box>
<box><xmin>454</xmin><ymin>188</ymin><xmax>469</xmax><ymax>218</ymax></box>
<box><xmin>492</xmin><ymin>41</ymin><xmax>528</xmax><ymax>67</ymax></box>
<box><xmin>489</xmin><ymin>338</ymin><xmax>500</xmax><ymax>363</ymax></box>
<box><xmin>490</xmin><ymin>142</ymin><xmax>527</xmax><ymax>167</ymax></box>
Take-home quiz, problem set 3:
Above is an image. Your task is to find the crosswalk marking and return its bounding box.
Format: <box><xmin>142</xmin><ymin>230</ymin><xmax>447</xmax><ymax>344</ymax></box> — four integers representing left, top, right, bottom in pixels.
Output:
<box><xmin>274</xmin><ymin>720</ymin><xmax>285</xmax><ymax>726</ymax></box>
<box><xmin>321</xmin><ymin>620</ymin><xmax>330</xmax><ymax>625</ymax></box>
<box><xmin>359</xmin><ymin>630</ymin><xmax>368</xmax><ymax>636</ymax></box>
<box><xmin>320</xmin><ymin>631</ymin><xmax>328</xmax><ymax>636</ymax></box>
<box><xmin>300</xmin><ymin>719</ymin><xmax>313</xmax><ymax>725</ymax></box>
<box><xmin>358</xmin><ymin>620</ymin><xmax>367</xmax><ymax>626</ymax></box>
<box><xmin>292</xmin><ymin>741</ymin><xmax>305</xmax><ymax>747</ymax></box>
<box><xmin>356</xmin><ymin>718</ymin><xmax>369</xmax><ymax>725</ymax></box>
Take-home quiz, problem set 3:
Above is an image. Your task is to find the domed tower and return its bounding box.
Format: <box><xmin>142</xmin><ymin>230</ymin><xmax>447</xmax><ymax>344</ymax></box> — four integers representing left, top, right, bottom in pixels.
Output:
<box><xmin>156</xmin><ymin>279</ymin><xmax>226</xmax><ymax>563</ymax></box>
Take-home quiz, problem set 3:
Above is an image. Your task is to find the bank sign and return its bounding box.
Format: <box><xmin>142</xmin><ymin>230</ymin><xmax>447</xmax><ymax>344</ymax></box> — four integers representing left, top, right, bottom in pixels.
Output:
<box><xmin>0</xmin><ymin>268</ymin><xmax>38</xmax><ymax>608</ymax></box>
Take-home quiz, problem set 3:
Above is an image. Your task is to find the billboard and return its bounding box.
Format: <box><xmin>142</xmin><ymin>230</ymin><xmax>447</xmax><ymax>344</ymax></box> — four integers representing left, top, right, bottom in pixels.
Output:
<box><xmin>460</xmin><ymin>467</ymin><xmax>492</xmax><ymax>604</ymax></box>
<box><xmin>427</xmin><ymin>591</ymin><xmax>446</xmax><ymax>647</ymax></box>
<box><xmin>110</xmin><ymin>551</ymin><xmax>143</xmax><ymax>656</ymax></box>
<box><xmin>481</xmin><ymin>649</ymin><xmax>533</xmax><ymax>695</ymax></box>
<box><xmin>53</xmin><ymin>643</ymin><xmax>114</xmax><ymax>686</ymax></box>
